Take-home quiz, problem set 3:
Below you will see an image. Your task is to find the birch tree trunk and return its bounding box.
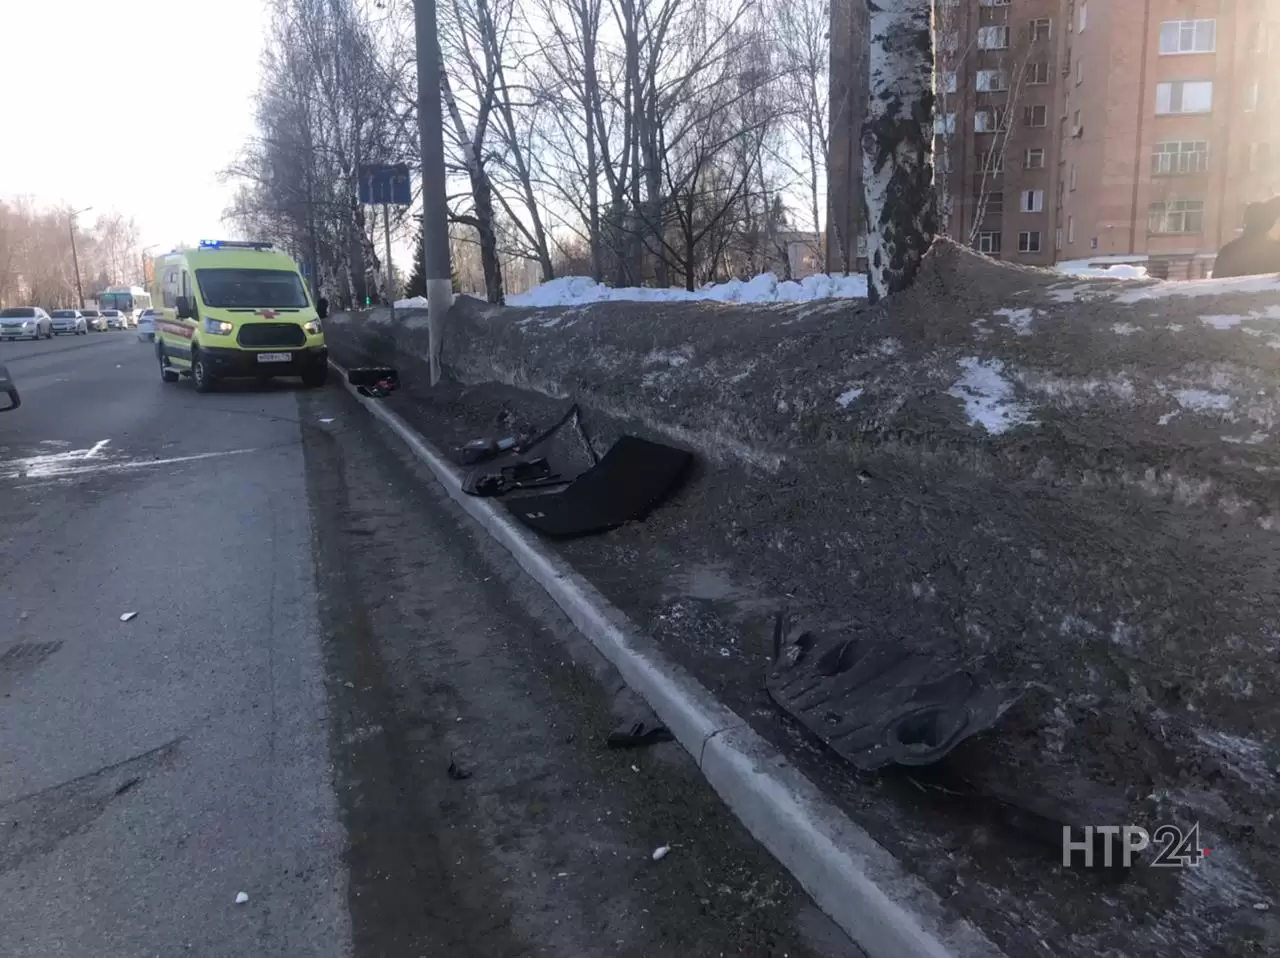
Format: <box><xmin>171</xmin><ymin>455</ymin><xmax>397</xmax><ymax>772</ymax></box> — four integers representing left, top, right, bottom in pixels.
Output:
<box><xmin>862</xmin><ymin>0</ymin><xmax>937</xmax><ymax>304</ymax></box>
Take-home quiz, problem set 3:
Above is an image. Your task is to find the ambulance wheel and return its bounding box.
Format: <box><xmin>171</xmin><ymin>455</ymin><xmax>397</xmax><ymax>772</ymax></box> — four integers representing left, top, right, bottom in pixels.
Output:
<box><xmin>301</xmin><ymin>364</ymin><xmax>329</xmax><ymax>388</ymax></box>
<box><xmin>158</xmin><ymin>345</ymin><xmax>180</xmax><ymax>383</ymax></box>
<box><xmin>191</xmin><ymin>349</ymin><xmax>217</xmax><ymax>393</ymax></box>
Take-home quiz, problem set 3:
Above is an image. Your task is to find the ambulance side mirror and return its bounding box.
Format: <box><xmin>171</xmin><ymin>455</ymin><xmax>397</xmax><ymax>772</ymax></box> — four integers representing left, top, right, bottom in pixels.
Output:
<box><xmin>316</xmin><ymin>297</ymin><xmax>329</xmax><ymax>319</ymax></box>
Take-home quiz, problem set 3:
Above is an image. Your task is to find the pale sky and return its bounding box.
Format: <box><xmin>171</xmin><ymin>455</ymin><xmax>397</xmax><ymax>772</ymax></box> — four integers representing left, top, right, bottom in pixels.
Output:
<box><xmin>4</xmin><ymin>0</ymin><xmax>268</xmax><ymax>249</ymax></box>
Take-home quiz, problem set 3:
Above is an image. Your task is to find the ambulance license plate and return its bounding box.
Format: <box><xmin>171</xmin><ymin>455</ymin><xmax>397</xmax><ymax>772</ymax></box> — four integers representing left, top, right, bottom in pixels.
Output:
<box><xmin>257</xmin><ymin>352</ymin><xmax>291</xmax><ymax>363</ymax></box>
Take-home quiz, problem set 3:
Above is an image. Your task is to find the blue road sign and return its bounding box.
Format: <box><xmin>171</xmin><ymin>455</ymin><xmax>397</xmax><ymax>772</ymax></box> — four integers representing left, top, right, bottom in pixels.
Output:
<box><xmin>358</xmin><ymin>163</ymin><xmax>412</xmax><ymax>206</ymax></box>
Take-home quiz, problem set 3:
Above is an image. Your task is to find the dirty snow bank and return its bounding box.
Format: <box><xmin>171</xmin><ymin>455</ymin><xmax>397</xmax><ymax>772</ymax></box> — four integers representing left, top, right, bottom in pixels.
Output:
<box><xmin>1055</xmin><ymin>260</ymin><xmax>1149</xmax><ymax>280</ymax></box>
<box><xmin>505</xmin><ymin>271</ymin><xmax>867</xmax><ymax>308</ymax></box>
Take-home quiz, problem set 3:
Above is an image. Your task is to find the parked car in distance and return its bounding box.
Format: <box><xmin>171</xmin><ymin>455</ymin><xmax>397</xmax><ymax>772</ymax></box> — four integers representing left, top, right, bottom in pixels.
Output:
<box><xmin>136</xmin><ymin>308</ymin><xmax>159</xmax><ymax>342</ymax></box>
<box><xmin>0</xmin><ymin>306</ymin><xmax>53</xmax><ymax>340</ymax></box>
<box><xmin>102</xmin><ymin>309</ymin><xmax>127</xmax><ymax>330</ymax></box>
<box><xmin>50</xmin><ymin>309</ymin><xmax>89</xmax><ymax>336</ymax></box>
<box><xmin>81</xmin><ymin>308</ymin><xmax>108</xmax><ymax>331</ymax></box>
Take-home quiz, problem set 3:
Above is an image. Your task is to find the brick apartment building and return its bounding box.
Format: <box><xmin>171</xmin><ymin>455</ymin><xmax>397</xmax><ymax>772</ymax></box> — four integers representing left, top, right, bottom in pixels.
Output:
<box><xmin>831</xmin><ymin>0</ymin><xmax>1280</xmax><ymax>277</ymax></box>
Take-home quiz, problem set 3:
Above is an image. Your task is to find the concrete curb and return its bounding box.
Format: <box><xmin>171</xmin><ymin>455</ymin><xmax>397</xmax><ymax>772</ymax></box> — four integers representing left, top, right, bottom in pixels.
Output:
<box><xmin>333</xmin><ymin>362</ymin><xmax>1007</xmax><ymax>958</ymax></box>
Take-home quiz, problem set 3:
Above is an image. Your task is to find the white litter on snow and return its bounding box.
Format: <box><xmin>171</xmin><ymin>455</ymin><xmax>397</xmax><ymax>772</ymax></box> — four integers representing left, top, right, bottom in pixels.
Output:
<box><xmin>1223</xmin><ymin>431</ymin><xmax>1270</xmax><ymax>445</ymax></box>
<box><xmin>994</xmin><ymin>307</ymin><xmax>1035</xmax><ymax>336</ymax></box>
<box><xmin>505</xmin><ymin>271</ymin><xmax>868</xmax><ymax>308</ymax></box>
<box><xmin>947</xmin><ymin>358</ymin><xmax>1035</xmax><ymax>435</ymax></box>
<box><xmin>1112</xmin><ymin>323</ymin><xmax>1141</xmax><ymax>336</ymax></box>
<box><xmin>319</xmin><ymin>418</ymin><xmax>335</xmax><ymax>424</ymax></box>
<box><xmin>644</xmin><ymin>347</ymin><xmax>692</xmax><ymax>368</ymax></box>
<box><xmin>234</xmin><ymin>891</ymin><xmax>249</xmax><ymax>904</ymax></box>
<box><xmin>119</xmin><ymin>612</ymin><xmax>137</xmax><ymax>622</ymax></box>
<box><xmin>836</xmin><ymin>386</ymin><xmax>864</xmax><ymax>409</ymax></box>
<box><xmin>1174</xmin><ymin>389</ymin><xmax>1235</xmax><ymax>414</ymax></box>
<box><xmin>0</xmin><ymin>445</ymin><xmax>258</xmax><ymax>483</ymax></box>
<box><xmin>1158</xmin><ymin>412</ymin><xmax>1180</xmax><ymax>426</ymax></box>
<box><xmin>394</xmin><ymin>295</ymin><xmax>428</xmax><ymax>309</ymax></box>
<box><xmin>651</xmin><ymin>845</ymin><xmax>671</xmax><ymax>861</ymax></box>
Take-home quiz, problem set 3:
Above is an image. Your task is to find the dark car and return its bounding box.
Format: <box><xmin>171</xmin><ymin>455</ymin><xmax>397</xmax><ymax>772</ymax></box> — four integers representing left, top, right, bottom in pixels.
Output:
<box><xmin>0</xmin><ymin>362</ymin><xmax>19</xmax><ymax>410</ymax></box>
<box><xmin>81</xmin><ymin>308</ymin><xmax>108</xmax><ymax>331</ymax></box>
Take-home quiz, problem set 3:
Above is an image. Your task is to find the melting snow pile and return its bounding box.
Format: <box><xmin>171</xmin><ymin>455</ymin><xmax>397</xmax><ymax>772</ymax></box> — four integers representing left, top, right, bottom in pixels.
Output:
<box><xmin>1055</xmin><ymin>259</ymin><xmax>1149</xmax><ymax>280</ymax></box>
<box><xmin>504</xmin><ymin>271</ymin><xmax>868</xmax><ymax>308</ymax></box>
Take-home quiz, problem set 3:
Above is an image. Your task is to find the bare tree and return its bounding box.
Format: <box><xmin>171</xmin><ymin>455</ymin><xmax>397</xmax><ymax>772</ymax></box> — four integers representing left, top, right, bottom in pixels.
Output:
<box><xmin>863</xmin><ymin>0</ymin><xmax>936</xmax><ymax>303</ymax></box>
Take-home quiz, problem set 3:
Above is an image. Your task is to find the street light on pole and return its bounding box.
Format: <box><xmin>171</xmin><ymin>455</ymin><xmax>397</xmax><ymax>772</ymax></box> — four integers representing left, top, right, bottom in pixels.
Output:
<box><xmin>69</xmin><ymin>206</ymin><xmax>92</xmax><ymax>310</ymax></box>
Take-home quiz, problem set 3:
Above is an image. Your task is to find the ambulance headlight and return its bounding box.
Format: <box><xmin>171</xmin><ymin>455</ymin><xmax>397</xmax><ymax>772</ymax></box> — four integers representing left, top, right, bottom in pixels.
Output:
<box><xmin>203</xmin><ymin>318</ymin><xmax>233</xmax><ymax>335</ymax></box>
<box><xmin>303</xmin><ymin>319</ymin><xmax>322</xmax><ymax>335</ymax></box>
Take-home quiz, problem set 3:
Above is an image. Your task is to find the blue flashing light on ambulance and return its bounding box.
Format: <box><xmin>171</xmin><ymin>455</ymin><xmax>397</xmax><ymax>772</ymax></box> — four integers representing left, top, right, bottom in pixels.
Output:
<box><xmin>150</xmin><ymin>240</ymin><xmax>329</xmax><ymax>393</ymax></box>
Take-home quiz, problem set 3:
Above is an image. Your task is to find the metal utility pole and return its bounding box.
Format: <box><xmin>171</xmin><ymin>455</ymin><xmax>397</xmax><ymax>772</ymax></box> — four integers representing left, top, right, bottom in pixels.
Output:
<box><xmin>69</xmin><ymin>206</ymin><xmax>92</xmax><ymax>309</ymax></box>
<box><xmin>414</xmin><ymin>0</ymin><xmax>453</xmax><ymax>385</ymax></box>
<box><xmin>383</xmin><ymin>203</ymin><xmax>395</xmax><ymax>319</ymax></box>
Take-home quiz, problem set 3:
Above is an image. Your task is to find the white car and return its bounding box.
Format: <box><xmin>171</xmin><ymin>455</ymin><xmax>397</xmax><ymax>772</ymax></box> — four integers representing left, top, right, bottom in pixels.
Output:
<box><xmin>101</xmin><ymin>309</ymin><xmax>127</xmax><ymax>330</ymax></box>
<box><xmin>0</xmin><ymin>306</ymin><xmax>53</xmax><ymax>340</ymax></box>
<box><xmin>136</xmin><ymin>308</ymin><xmax>159</xmax><ymax>342</ymax></box>
<box><xmin>50</xmin><ymin>309</ymin><xmax>89</xmax><ymax>336</ymax></box>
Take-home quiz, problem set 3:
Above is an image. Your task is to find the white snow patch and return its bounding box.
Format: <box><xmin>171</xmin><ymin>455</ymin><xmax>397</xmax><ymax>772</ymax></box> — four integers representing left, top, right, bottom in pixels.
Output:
<box><xmin>394</xmin><ymin>295</ymin><xmax>428</xmax><ymax>309</ymax></box>
<box><xmin>1056</xmin><ymin>261</ymin><xmax>1149</xmax><ymax>280</ymax></box>
<box><xmin>1112</xmin><ymin>322</ymin><xmax>1141</xmax><ymax>336</ymax></box>
<box><xmin>643</xmin><ymin>347</ymin><xmax>692</xmax><ymax>368</ymax></box>
<box><xmin>1200</xmin><ymin>314</ymin><xmax>1247</xmax><ymax>330</ymax></box>
<box><xmin>1223</xmin><ymin>431</ymin><xmax>1269</xmax><ymax>445</ymax></box>
<box><xmin>875</xmin><ymin>338</ymin><xmax>901</xmax><ymax>357</ymax></box>
<box><xmin>1165</xmin><ymin>324</ymin><xmax>1185</xmax><ymax>332</ymax></box>
<box><xmin>1194</xmin><ymin>728</ymin><xmax>1272</xmax><ymax>789</ymax></box>
<box><xmin>1116</xmin><ymin>272</ymin><xmax>1280</xmax><ymax>303</ymax></box>
<box><xmin>504</xmin><ymin>271</ymin><xmax>867</xmax><ymax>308</ymax></box>
<box><xmin>947</xmin><ymin>358</ymin><xmax>1035</xmax><ymax>435</ymax></box>
<box><xmin>1158</xmin><ymin>411</ymin><xmax>1180</xmax><ymax>426</ymax></box>
<box><xmin>835</xmin><ymin>386</ymin><xmax>864</xmax><ymax>409</ymax></box>
<box><xmin>1174</xmin><ymin>389</ymin><xmax>1234</xmax><ymax>414</ymax></box>
<box><xmin>994</xmin><ymin>307</ymin><xmax>1036</xmax><ymax>336</ymax></box>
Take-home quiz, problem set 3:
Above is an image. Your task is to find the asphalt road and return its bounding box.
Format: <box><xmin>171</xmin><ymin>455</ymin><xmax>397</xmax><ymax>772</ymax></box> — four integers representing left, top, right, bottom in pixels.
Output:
<box><xmin>0</xmin><ymin>332</ymin><xmax>863</xmax><ymax>957</ymax></box>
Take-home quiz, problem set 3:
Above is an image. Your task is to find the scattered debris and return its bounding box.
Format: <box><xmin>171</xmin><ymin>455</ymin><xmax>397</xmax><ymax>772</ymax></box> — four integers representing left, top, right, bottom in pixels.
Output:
<box><xmin>1254</xmin><ymin>902</ymin><xmax>1270</xmax><ymax>912</ymax></box>
<box><xmin>319</xmin><ymin>417</ymin><xmax>335</xmax><ymax>424</ymax></box>
<box><xmin>348</xmin><ymin>366</ymin><xmax>400</xmax><ymax>398</ymax></box>
<box><xmin>464</xmin><ymin>457</ymin><xmax>569</xmax><ymax>498</ymax></box>
<box><xmin>447</xmin><ymin>755</ymin><xmax>473</xmax><ymax>780</ymax></box>
<box><xmin>766</xmin><ymin>610</ymin><xmax>1019</xmax><ymax>771</ymax></box>
<box><xmin>606</xmin><ymin>721</ymin><xmax>675</xmax><ymax>749</ymax></box>
<box><xmin>234</xmin><ymin>892</ymin><xmax>249</xmax><ymax>905</ymax></box>
<box><xmin>507</xmin><ymin>435</ymin><xmax>693</xmax><ymax>539</ymax></box>
<box><xmin>119</xmin><ymin>612</ymin><xmax>138</xmax><ymax>622</ymax></box>
<box><xmin>652</xmin><ymin>845</ymin><xmax>671</xmax><ymax>861</ymax></box>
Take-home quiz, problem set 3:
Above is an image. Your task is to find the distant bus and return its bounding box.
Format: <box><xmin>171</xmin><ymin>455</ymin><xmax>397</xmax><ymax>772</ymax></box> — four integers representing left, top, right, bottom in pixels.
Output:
<box><xmin>98</xmin><ymin>286</ymin><xmax>153</xmax><ymax>323</ymax></box>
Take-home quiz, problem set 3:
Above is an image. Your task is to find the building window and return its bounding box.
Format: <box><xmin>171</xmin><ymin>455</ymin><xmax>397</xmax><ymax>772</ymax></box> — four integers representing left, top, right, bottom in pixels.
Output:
<box><xmin>1021</xmin><ymin>189</ymin><xmax>1045</xmax><ymax>213</ymax></box>
<box><xmin>1024</xmin><ymin>104</ymin><xmax>1048</xmax><ymax>126</ymax></box>
<box><xmin>1159</xmin><ymin>19</ymin><xmax>1216</xmax><ymax>55</ymax></box>
<box><xmin>1148</xmin><ymin>200</ymin><xmax>1205</xmax><ymax>234</ymax></box>
<box><xmin>978</xmin><ymin>0</ymin><xmax>1010</xmax><ymax>6</ymax></box>
<box><xmin>977</xmin><ymin>150</ymin><xmax>1005</xmax><ymax>174</ymax></box>
<box><xmin>1025</xmin><ymin>147</ymin><xmax>1045</xmax><ymax>169</ymax></box>
<box><xmin>1026</xmin><ymin>62</ymin><xmax>1050</xmax><ymax>85</ymax></box>
<box><xmin>1067</xmin><ymin>215</ymin><xmax>1076</xmax><ymax>243</ymax></box>
<box><xmin>939</xmin><ymin>32</ymin><xmax>959</xmax><ymax>54</ymax></box>
<box><xmin>939</xmin><ymin>71</ymin><xmax>958</xmax><ymax>94</ymax></box>
<box><xmin>978</xmin><ymin>26</ymin><xmax>1010</xmax><ymax>50</ymax></box>
<box><xmin>1244</xmin><ymin>83</ymin><xmax>1259</xmax><ymax>111</ymax></box>
<box><xmin>1075</xmin><ymin>58</ymin><xmax>1083</xmax><ymax>85</ymax></box>
<box><xmin>935</xmin><ymin>144</ymin><xmax>953</xmax><ymax>173</ymax></box>
<box><xmin>975</xmin><ymin>108</ymin><xmax>1007</xmax><ymax>132</ymax></box>
<box><xmin>976</xmin><ymin>69</ymin><xmax>1009</xmax><ymax>92</ymax></box>
<box><xmin>1055</xmin><ymin>227</ymin><xmax>1064</xmax><ymax>251</ymax></box>
<box><xmin>1152</xmin><ymin>140</ymin><xmax>1209</xmax><ymax>175</ymax></box>
<box><xmin>1078</xmin><ymin>2</ymin><xmax>1088</xmax><ymax>32</ymax></box>
<box><xmin>1029</xmin><ymin>18</ymin><xmax>1052</xmax><ymax>42</ymax></box>
<box><xmin>1070</xmin><ymin>165</ymin><xmax>1078</xmax><ymax>190</ymax></box>
<box><xmin>935</xmin><ymin>112</ymin><xmax>957</xmax><ymax>134</ymax></box>
<box><xmin>976</xmin><ymin>231</ymin><xmax>1002</xmax><ymax>254</ymax></box>
<box><xmin>1018</xmin><ymin>231</ymin><xmax>1043</xmax><ymax>253</ymax></box>
<box><xmin>1155</xmin><ymin>80</ymin><xmax>1214</xmax><ymax>115</ymax></box>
